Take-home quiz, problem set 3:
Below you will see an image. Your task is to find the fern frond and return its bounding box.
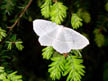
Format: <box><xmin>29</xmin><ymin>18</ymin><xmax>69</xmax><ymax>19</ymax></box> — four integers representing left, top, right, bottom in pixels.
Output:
<box><xmin>77</xmin><ymin>9</ymin><xmax>91</xmax><ymax>23</ymax></box>
<box><xmin>1</xmin><ymin>0</ymin><xmax>16</xmax><ymax>15</ymax></box>
<box><xmin>42</xmin><ymin>46</ymin><xmax>54</xmax><ymax>60</ymax></box>
<box><xmin>0</xmin><ymin>66</ymin><xmax>23</xmax><ymax>81</ymax></box>
<box><xmin>48</xmin><ymin>55</ymin><xmax>65</xmax><ymax>80</ymax></box>
<box><xmin>41</xmin><ymin>0</ymin><xmax>52</xmax><ymax>18</ymax></box>
<box><xmin>0</xmin><ymin>28</ymin><xmax>7</xmax><ymax>41</ymax></box>
<box><xmin>94</xmin><ymin>29</ymin><xmax>105</xmax><ymax>47</ymax></box>
<box><xmin>6</xmin><ymin>35</ymin><xmax>24</xmax><ymax>51</ymax></box>
<box><xmin>105</xmin><ymin>2</ymin><xmax>108</xmax><ymax>12</ymax></box>
<box><xmin>64</xmin><ymin>55</ymin><xmax>85</xmax><ymax>81</ymax></box>
<box><xmin>70</xmin><ymin>50</ymin><xmax>82</xmax><ymax>57</ymax></box>
<box><xmin>7</xmin><ymin>72</ymin><xmax>22</xmax><ymax>81</ymax></box>
<box><xmin>71</xmin><ymin>13</ymin><xmax>83</xmax><ymax>29</ymax></box>
<box><xmin>51</xmin><ymin>2</ymin><xmax>68</xmax><ymax>24</ymax></box>
<box><xmin>15</xmin><ymin>41</ymin><xmax>24</xmax><ymax>51</ymax></box>
<box><xmin>6</xmin><ymin>42</ymin><xmax>12</xmax><ymax>50</ymax></box>
<box><xmin>81</xmin><ymin>11</ymin><xmax>91</xmax><ymax>23</ymax></box>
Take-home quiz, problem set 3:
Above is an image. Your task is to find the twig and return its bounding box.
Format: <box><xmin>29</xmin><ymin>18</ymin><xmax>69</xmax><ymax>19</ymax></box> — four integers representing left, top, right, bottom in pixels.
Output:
<box><xmin>0</xmin><ymin>0</ymin><xmax>32</xmax><ymax>44</ymax></box>
<box><xmin>9</xmin><ymin>0</ymin><xmax>32</xmax><ymax>30</ymax></box>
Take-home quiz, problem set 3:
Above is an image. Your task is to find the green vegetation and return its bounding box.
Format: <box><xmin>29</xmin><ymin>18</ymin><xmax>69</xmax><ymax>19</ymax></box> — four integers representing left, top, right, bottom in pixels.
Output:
<box><xmin>0</xmin><ymin>0</ymin><xmax>108</xmax><ymax>81</ymax></box>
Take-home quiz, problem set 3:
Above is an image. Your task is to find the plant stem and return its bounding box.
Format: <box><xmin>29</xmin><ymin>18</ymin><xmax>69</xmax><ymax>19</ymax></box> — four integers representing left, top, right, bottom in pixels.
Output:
<box><xmin>9</xmin><ymin>0</ymin><xmax>32</xmax><ymax>30</ymax></box>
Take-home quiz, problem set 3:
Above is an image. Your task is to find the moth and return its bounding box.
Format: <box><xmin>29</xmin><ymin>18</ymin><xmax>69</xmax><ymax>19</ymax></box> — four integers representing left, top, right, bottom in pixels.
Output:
<box><xmin>33</xmin><ymin>19</ymin><xmax>89</xmax><ymax>53</ymax></box>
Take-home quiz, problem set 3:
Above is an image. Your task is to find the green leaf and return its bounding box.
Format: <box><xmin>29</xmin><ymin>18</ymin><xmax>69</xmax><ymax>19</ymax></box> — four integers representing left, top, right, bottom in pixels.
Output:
<box><xmin>7</xmin><ymin>71</ymin><xmax>22</xmax><ymax>81</ymax></box>
<box><xmin>81</xmin><ymin>11</ymin><xmax>91</xmax><ymax>23</ymax></box>
<box><xmin>105</xmin><ymin>2</ymin><xmax>108</xmax><ymax>12</ymax></box>
<box><xmin>64</xmin><ymin>55</ymin><xmax>85</xmax><ymax>81</ymax></box>
<box><xmin>7</xmin><ymin>42</ymin><xmax>12</xmax><ymax>50</ymax></box>
<box><xmin>15</xmin><ymin>41</ymin><xmax>24</xmax><ymax>51</ymax></box>
<box><xmin>0</xmin><ymin>67</ymin><xmax>5</xmax><ymax>73</ymax></box>
<box><xmin>94</xmin><ymin>29</ymin><xmax>105</xmax><ymax>47</ymax></box>
<box><xmin>103</xmin><ymin>62</ymin><xmax>108</xmax><ymax>81</ymax></box>
<box><xmin>51</xmin><ymin>2</ymin><xmax>68</xmax><ymax>24</ymax></box>
<box><xmin>0</xmin><ymin>66</ymin><xmax>23</xmax><ymax>81</ymax></box>
<box><xmin>10</xmin><ymin>35</ymin><xmax>16</xmax><ymax>42</ymax></box>
<box><xmin>95</xmin><ymin>33</ymin><xmax>105</xmax><ymax>47</ymax></box>
<box><xmin>1</xmin><ymin>0</ymin><xmax>16</xmax><ymax>15</ymax></box>
<box><xmin>77</xmin><ymin>9</ymin><xmax>91</xmax><ymax>23</ymax></box>
<box><xmin>71</xmin><ymin>13</ymin><xmax>83</xmax><ymax>29</ymax></box>
<box><xmin>42</xmin><ymin>46</ymin><xmax>54</xmax><ymax>60</ymax></box>
<box><xmin>48</xmin><ymin>56</ymin><xmax>65</xmax><ymax>80</ymax></box>
<box><xmin>6</xmin><ymin>35</ymin><xmax>24</xmax><ymax>51</ymax></box>
<box><xmin>41</xmin><ymin>0</ymin><xmax>52</xmax><ymax>18</ymax></box>
<box><xmin>6</xmin><ymin>41</ymin><xmax>13</xmax><ymax>50</ymax></box>
<box><xmin>0</xmin><ymin>28</ymin><xmax>7</xmax><ymax>41</ymax></box>
<box><xmin>70</xmin><ymin>50</ymin><xmax>82</xmax><ymax>57</ymax></box>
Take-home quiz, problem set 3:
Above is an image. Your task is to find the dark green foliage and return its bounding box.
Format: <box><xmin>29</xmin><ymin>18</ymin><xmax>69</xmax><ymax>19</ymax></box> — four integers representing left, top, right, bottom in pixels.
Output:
<box><xmin>93</xmin><ymin>29</ymin><xmax>105</xmax><ymax>47</ymax></box>
<box><xmin>105</xmin><ymin>2</ymin><xmax>108</xmax><ymax>12</ymax></box>
<box><xmin>77</xmin><ymin>9</ymin><xmax>91</xmax><ymax>23</ymax></box>
<box><xmin>0</xmin><ymin>67</ymin><xmax>23</xmax><ymax>81</ymax></box>
<box><xmin>6</xmin><ymin>35</ymin><xmax>24</xmax><ymax>50</ymax></box>
<box><xmin>0</xmin><ymin>28</ymin><xmax>7</xmax><ymax>41</ymax></box>
<box><xmin>1</xmin><ymin>0</ymin><xmax>16</xmax><ymax>15</ymax></box>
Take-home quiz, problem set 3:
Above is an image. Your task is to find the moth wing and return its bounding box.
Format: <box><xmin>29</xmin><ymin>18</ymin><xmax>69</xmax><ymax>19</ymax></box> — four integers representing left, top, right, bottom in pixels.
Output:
<box><xmin>33</xmin><ymin>19</ymin><xmax>57</xmax><ymax>36</ymax></box>
<box><xmin>52</xmin><ymin>27</ymin><xmax>89</xmax><ymax>53</ymax></box>
<box><xmin>38</xmin><ymin>26</ymin><xmax>59</xmax><ymax>46</ymax></box>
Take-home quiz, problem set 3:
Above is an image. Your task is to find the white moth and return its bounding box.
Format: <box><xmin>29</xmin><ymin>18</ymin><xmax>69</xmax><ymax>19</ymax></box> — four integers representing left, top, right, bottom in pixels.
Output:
<box><xmin>33</xmin><ymin>19</ymin><xmax>89</xmax><ymax>53</ymax></box>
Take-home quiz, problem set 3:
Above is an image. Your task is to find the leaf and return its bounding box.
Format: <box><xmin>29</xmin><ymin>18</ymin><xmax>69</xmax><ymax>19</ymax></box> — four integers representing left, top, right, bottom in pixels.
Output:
<box><xmin>81</xmin><ymin>11</ymin><xmax>91</xmax><ymax>23</ymax></box>
<box><xmin>94</xmin><ymin>29</ymin><xmax>105</xmax><ymax>47</ymax></box>
<box><xmin>1</xmin><ymin>0</ymin><xmax>16</xmax><ymax>15</ymax></box>
<box><xmin>6</xmin><ymin>41</ymin><xmax>13</xmax><ymax>50</ymax></box>
<box><xmin>70</xmin><ymin>50</ymin><xmax>82</xmax><ymax>57</ymax></box>
<box><xmin>103</xmin><ymin>62</ymin><xmax>108</xmax><ymax>81</ymax></box>
<box><xmin>95</xmin><ymin>33</ymin><xmax>105</xmax><ymax>47</ymax></box>
<box><xmin>64</xmin><ymin>55</ymin><xmax>85</xmax><ymax>81</ymax></box>
<box><xmin>0</xmin><ymin>66</ymin><xmax>23</xmax><ymax>81</ymax></box>
<box><xmin>10</xmin><ymin>35</ymin><xmax>16</xmax><ymax>42</ymax></box>
<box><xmin>42</xmin><ymin>46</ymin><xmax>54</xmax><ymax>60</ymax></box>
<box><xmin>71</xmin><ymin>13</ymin><xmax>83</xmax><ymax>29</ymax></box>
<box><xmin>8</xmin><ymin>71</ymin><xmax>22</xmax><ymax>81</ymax></box>
<box><xmin>41</xmin><ymin>0</ymin><xmax>52</xmax><ymax>18</ymax></box>
<box><xmin>77</xmin><ymin>9</ymin><xmax>91</xmax><ymax>23</ymax></box>
<box><xmin>7</xmin><ymin>42</ymin><xmax>12</xmax><ymax>50</ymax></box>
<box><xmin>50</xmin><ymin>2</ymin><xmax>68</xmax><ymax>24</ymax></box>
<box><xmin>15</xmin><ymin>41</ymin><xmax>24</xmax><ymax>51</ymax></box>
<box><xmin>105</xmin><ymin>2</ymin><xmax>108</xmax><ymax>12</ymax></box>
<box><xmin>0</xmin><ymin>28</ymin><xmax>7</xmax><ymax>41</ymax></box>
<box><xmin>6</xmin><ymin>35</ymin><xmax>24</xmax><ymax>51</ymax></box>
<box><xmin>0</xmin><ymin>67</ymin><xmax>5</xmax><ymax>73</ymax></box>
<box><xmin>48</xmin><ymin>56</ymin><xmax>65</xmax><ymax>80</ymax></box>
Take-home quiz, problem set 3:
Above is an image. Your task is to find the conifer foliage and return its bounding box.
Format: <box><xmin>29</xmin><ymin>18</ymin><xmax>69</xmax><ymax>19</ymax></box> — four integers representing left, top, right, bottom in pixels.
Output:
<box><xmin>0</xmin><ymin>0</ymin><xmax>108</xmax><ymax>81</ymax></box>
<box><xmin>40</xmin><ymin>0</ymin><xmax>86</xmax><ymax>80</ymax></box>
<box><xmin>41</xmin><ymin>0</ymin><xmax>67</xmax><ymax>24</ymax></box>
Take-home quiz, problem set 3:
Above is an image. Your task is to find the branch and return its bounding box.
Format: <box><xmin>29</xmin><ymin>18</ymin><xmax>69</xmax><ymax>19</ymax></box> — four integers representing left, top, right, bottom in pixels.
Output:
<box><xmin>9</xmin><ymin>0</ymin><xmax>32</xmax><ymax>30</ymax></box>
<box><xmin>0</xmin><ymin>0</ymin><xmax>32</xmax><ymax>44</ymax></box>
